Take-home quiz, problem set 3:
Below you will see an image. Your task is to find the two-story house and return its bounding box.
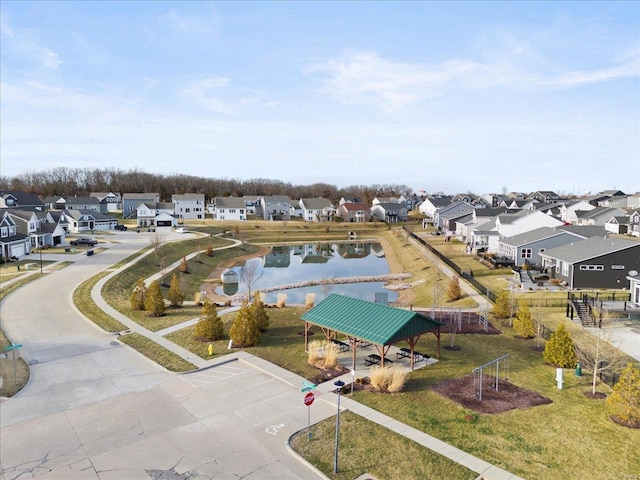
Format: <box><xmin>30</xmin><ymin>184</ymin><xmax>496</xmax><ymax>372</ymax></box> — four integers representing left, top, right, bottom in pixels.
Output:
<box><xmin>370</xmin><ymin>202</ymin><xmax>407</xmax><ymax>223</ymax></box>
<box><xmin>261</xmin><ymin>196</ymin><xmax>291</xmax><ymax>221</ymax></box>
<box><xmin>299</xmin><ymin>198</ymin><xmax>336</xmax><ymax>222</ymax></box>
<box><xmin>0</xmin><ymin>211</ymin><xmax>31</xmax><ymax>259</ymax></box>
<box><xmin>135</xmin><ymin>202</ymin><xmax>176</xmax><ymax>228</ymax></box>
<box><xmin>122</xmin><ymin>193</ymin><xmax>160</xmax><ymax>219</ymax></box>
<box><xmin>90</xmin><ymin>192</ymin><xmax>121</xmax><ymax>213</ymax></box>
<box><xmin>336</xmin><ymin>202</ymin><xmax>370</xmax><ymax>223</ymax></box>
<box><xmin>172</xmin><ymin>193</ymin><xmax>205</xmax><ymax>220</ymax></box>
<box><xmin>213</xmin><ymin>197</ymin><xmax>247</xmax><ymax>221</ymax></box>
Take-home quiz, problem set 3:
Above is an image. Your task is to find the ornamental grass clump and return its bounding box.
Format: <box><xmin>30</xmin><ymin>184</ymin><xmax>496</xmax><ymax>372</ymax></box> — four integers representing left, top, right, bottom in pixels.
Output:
<box><xmin>323</xmin><ymin>341</ymin><xmax>339</xmax><ymax>369</ymax></box>
<box><xmin>276</xmin><ymin>293</ymin><xmax>287</xmax><ymax>308</ymax></box>
<box><xmin>307</xmin><ymin>340</ymin><xmax>323</xmax><ymax>365</ymax></box>
<box><xmin>305</xmin><ymin>293</ymin><xmax>316</xmax><ymax>308</ymax></box>
<box><xmin>370</xmin><ymin>365</ymin><xmax>409</xmax><ymax>393</ymax></box>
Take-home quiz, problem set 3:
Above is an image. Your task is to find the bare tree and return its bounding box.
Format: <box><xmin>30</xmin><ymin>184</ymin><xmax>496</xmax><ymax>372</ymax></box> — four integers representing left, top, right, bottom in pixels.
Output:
<box><xmin>149</xmin><ymin>232</ymin><xmax>167</xmax><ymax>285</ymax></box>
<box><xmin>320</xmin><ymin>277</ymin><xmax>334</xmax><ymax>299</ymax></box>
<box><xmin>240</xmin><ymin>260</ymin><xmax>263</xmax><ymax>302</ymax></box>
<box><xmin>532</xmin><ymin>300</ymin><xmax>547</xmax><ymax>349</ymax></box>
<box><xmin>575</xmin><ymin>314</ymin><xmax>626</xmax><ymax>395</ymax></box>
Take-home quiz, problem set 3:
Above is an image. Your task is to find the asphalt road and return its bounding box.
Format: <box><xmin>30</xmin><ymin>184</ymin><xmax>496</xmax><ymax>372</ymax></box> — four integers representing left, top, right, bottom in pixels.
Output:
<box><xmin>0</xmin><ymin>232</ymin><xmax>336</xmax><ymax>480</ymax></box>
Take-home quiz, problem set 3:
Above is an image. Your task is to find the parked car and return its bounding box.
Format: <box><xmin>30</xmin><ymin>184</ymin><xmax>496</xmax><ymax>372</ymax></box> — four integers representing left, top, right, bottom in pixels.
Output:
<box><xmin>70</xmin><ymin>237</ymin><xmax>97</xmax><ymax>246</ymax></box>
<box><xmin>175</xmin><ymin>227</ymin><xmax>187</xmax><ymax>233</ymax></box>
<box><xmin>114</xmin><ymin>224</ymin><xmax>128</xmax><ymax>231</ymax></box>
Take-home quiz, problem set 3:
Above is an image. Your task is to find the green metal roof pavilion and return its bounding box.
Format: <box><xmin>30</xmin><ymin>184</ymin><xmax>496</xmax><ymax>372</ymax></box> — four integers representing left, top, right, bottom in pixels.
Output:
<box><xmin>301</xmin><ymin>294</ymin><xmax>442</xmax><ymax>370</ymax></box>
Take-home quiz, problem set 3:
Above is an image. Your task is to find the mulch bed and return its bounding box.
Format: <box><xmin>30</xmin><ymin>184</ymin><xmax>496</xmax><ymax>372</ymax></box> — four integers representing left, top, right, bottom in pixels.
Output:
<box><xmin>610</xmin><ymin>415</ymin><xmax>640</xmax><ymax>429</ymax></box>
<box><xmin>431</xmin><ymin>373</ymin><xmax>553</xmax><ymax>414</ymax></box>
<box><xmin>583</xmin><ymin>391</ymin><xmax>607</xmax><ymax>400</ymax></box>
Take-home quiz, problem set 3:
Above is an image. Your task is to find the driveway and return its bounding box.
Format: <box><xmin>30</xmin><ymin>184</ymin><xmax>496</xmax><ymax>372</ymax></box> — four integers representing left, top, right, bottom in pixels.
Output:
<box><xmin>0</xmin><ymin>233</ymin><xmax>335</xmax><ymax>479</ymax></box>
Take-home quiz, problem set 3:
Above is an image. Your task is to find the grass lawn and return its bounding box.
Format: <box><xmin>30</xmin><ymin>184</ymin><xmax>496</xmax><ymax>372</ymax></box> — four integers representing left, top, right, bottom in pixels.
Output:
<box><xmin>118</xmin><ymin>332</ymin><xmax>197</xmax><ymax>372</ymax></box>
<box><xmin>290</xmin><ymin>411</ymin><xmax>476</xmax><ymax>480</ymax></box>
<box><xmin>73</xmin><ymin>271</ymin><xmax>128</xmax><ymax>333</ymax></box>
<box><xmin>0</xmin><ymin>328</ymin><xmax>30</xmax><ymax>397</ymax></box>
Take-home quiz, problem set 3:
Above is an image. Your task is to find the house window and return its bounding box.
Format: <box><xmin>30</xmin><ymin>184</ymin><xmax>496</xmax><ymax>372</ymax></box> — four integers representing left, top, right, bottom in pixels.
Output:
<box><xmin>579</xmin><ymin>265</ymin><xmax>604</xmax><ymax>271</ymax></box>
<box><xmin>521</xmin><ymin>248</ymin><xmax>532</xmax><ymax>259</ymax></box>
<box><xmin>539</xmin><ymin>248</ymin><xmax>545</xmax><ymax>253</ymax></box>
<box><xmin>1</xmin><ymin>227</ymin><xmax>7</xmax><ymax>237</ymax></box>
<box><xmin>561</xmin><ymin>262</ymin><xmax>569</xmax><ymax>276</ymax></box>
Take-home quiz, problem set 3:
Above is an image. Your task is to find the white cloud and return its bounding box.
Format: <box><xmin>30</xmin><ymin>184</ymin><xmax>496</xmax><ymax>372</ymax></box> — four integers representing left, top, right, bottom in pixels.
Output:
<box><xmin>180</xmin><ymin>76</ymin><xmax>255</xmax><ymax>115</ymax></box>
<box><xmin>1</xmin><ymin>18</ymin><xmax>62</xmax><ymax>69</ymax></box>
<box><xmin>310</xmin><ymin>50</ymin><xmax>640</xmax><ymax>113</ymax></box>
<box><xmin>160</xmin><ymin>9</ymin><xmax>218</xmax><ymax>36</ymax></box>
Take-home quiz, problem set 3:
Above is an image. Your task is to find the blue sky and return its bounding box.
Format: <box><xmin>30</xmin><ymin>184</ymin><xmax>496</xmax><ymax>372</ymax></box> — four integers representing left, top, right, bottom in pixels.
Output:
<box><xmin>1</xmin><ymin>1</ymin><xmax>638</xmax><ymax>195</ymax></box>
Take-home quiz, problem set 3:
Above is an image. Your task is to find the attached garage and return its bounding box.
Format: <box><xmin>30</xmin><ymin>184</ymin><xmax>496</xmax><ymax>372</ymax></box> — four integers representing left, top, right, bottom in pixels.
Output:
<box><xmin>11</xmin><ymin>243</ymin><xmax>27</xmax><ymax>257</ymax></box>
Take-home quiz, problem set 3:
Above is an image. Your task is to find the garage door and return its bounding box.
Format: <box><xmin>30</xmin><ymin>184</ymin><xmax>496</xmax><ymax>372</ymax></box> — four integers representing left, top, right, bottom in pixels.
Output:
<box><xmin>156</xmin><ymin>220</ymin><xmax>172</xmax><ymax>227</ymax></box>
<box><xmin>11</xmin><ymin>244</ymin><xmax>26</xmax><ymax>257</ymax></box>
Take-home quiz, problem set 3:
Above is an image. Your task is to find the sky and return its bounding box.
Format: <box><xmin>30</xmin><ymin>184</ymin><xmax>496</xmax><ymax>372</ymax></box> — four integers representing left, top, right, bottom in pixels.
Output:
<box><xmin>1</xmin><ymin>1</ymin><xmax>639</xmax><ymax>195</ymax></box>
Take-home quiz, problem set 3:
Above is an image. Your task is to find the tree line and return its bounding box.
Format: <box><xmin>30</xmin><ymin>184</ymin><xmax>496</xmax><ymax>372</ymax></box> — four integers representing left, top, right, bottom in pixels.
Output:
<box><xmin>0</xmin><ymin>167</ymin><xmax>414</xmax><ymax>205</ymax></box>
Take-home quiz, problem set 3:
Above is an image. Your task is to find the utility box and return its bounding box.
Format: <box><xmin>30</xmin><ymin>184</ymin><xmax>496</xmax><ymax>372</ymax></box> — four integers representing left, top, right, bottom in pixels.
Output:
<box><xmin>556</xmin><ymin>368</ymin><xmax>564</xmax><ymax>389</ymax></box>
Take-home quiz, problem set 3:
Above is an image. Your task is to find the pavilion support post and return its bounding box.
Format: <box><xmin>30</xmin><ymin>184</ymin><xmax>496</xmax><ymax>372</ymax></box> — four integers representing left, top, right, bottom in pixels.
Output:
<box><xmin>348</xmin><ymin>337</ymin><xmax>358</xmax><ymax>373</ymax></box>
<box><xmin>435</xmin><ymin>327</ymin><xmax>441</xmax><ymax>359</ymax></box>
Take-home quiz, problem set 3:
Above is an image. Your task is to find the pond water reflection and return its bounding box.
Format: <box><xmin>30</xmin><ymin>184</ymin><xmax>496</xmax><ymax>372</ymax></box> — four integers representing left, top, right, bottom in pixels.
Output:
<box><xmin>215</xmin><ymin>242</ymin><xmax>398</xmax><ymax>304</ymax></box>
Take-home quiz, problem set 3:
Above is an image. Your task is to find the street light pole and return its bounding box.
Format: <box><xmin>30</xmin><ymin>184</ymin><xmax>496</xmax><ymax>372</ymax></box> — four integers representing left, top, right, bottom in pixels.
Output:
<box><xmin>333</xmin><ymin>379</ymin><xmax>345</xmax><ymax>474</ymax></box>
<box><xmin>39</xmin><ymin>242</ymin><xmax>43</xmax><ymax>274</ymax></box>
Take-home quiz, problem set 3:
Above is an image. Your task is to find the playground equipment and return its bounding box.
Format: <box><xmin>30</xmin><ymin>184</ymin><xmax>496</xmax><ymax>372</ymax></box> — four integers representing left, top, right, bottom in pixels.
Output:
<box><xmin>472</xmin><ymin>353</ymin><xmax>510</xmax><ymax>401</ymax></box>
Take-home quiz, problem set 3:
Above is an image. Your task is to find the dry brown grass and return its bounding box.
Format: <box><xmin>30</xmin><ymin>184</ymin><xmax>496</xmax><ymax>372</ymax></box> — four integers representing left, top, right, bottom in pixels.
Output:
<box><xmin>305</xmin><ymin>292</ymin><xmax>316</xmax><ymax>308</ymax></box>
<box><xmin>276</xmin><ymin>293</ymin><xmax>287</xmax><ymax>308</ymax></box>
<box><xmin>370</xmin><ymin>364</ymin><xmax>410</xmax><ymax>392</ymax></box>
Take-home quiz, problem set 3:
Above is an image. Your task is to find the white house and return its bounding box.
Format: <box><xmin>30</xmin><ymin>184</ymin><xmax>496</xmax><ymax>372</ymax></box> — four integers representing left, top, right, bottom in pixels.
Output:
<box><xmin>136</xmin><ymin>202</ymin><xmax>177</xmax><ymax>228</ymax></box>
<box><xmin>469</xmin><ymin>210</ymin><xmax>563</xmax><ymax>254</ymax></box>
<box><xmin>213</xmin><ymin>197</ymin><xmax>247</xmax><ymax>221</ymax></box>
<box><xmin>299</xmin><ymin>198</ymin><xmax>335</xmax><ymax>222</ymax></box>
<box><xmin>61</xmin><ymin>209</ymin><xmax>118</xmax><ymax>233</ymax></box>
<box><xmin>560</xmin><ymin>200</ymin><xmax>594</xmax><ymax>224</ymax></box>
<box><xmin>172</xmin><ymin>193</ymin><xmax>205</xmax><ymax>220</ymax></box>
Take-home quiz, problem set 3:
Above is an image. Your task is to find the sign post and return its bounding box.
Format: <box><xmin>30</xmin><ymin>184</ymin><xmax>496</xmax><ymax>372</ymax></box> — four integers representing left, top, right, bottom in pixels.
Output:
<box><xmin>4</xmin><ymin>344</ymin><xmax>23</xmax><ymax>385</ymax></box>
<box><xmin>303</xmin><ymin>392</ymin><xmax>315</xmax><ymax>440</ymax></box>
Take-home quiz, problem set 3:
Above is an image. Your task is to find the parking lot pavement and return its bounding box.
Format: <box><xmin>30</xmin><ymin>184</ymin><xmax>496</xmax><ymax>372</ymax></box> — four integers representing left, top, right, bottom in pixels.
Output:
<box><xmin>0</xmin><ymin>358</ymin><xmax>337</xmax><ymax>480</ymax></box>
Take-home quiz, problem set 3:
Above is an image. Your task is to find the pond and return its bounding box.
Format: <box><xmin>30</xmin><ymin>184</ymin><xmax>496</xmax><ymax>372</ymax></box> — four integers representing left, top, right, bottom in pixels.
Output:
<box><xmin>215</xmin><ymin>242</ymin><xmax>398</xmax><ymax>304</ymax></box>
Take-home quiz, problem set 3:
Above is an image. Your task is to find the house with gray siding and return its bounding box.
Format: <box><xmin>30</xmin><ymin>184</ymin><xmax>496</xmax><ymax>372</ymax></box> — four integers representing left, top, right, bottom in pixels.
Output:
<box><xmin>172</xmin><ymin>193</ymin><xmax>205</xmax><ymax>220</ymax></box>
<box><xmin>122</xmin><ymin>193</ymin><xmax>160</xmax><ymax>219</ymax></box>
<box><xmin>498</xmin><ymin>226</ymin><xmax>603</xmax><ymax>267</ymax></box>
<box><xmin>260</xmin><ymin>196</ymin><xmax>291</xmax><ymax>221</ymax></box>
<box><xmin>539</xmin><ymin>237</ymin><xmax>640</xmax><ymax>289</ymax></box>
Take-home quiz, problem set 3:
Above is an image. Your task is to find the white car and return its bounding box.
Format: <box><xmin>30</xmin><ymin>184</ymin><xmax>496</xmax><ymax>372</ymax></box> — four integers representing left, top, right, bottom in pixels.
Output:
<box><xmin>175</xmin><ymin>227</ymin><xmax>187</xmax><ymax>233</ymax></box>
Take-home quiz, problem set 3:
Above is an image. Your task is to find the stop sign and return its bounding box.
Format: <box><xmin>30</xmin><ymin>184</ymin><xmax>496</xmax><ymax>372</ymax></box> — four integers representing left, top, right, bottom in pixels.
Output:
<box><xmin>303</xmin><ymin>392</ymin><xmax>315</xmax><ymax>406</ymax></box>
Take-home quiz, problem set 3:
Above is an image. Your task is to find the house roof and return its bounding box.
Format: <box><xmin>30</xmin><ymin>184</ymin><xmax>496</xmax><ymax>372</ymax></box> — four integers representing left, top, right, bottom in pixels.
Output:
<box><xmin>262</xmin><ymin>195</ymin><xmax>290</xmax><ymax>203</ymax></box>
<box><xmin>123</xmin><ymin>193</ymin><xmax>160</xmax><ymax>200</ymax></box>
<box><xmin>497</xmin><ymin>210</ymin><xmax>532</xmax><ymax>224</ymax></box>
<box><xmin>63</xmin><ymin>209</ymin><xmax>113</xmax><ymax>221</ymax></box>
<box><xmin>500</xmin><ymin>227</ymin><xmax>567</xmax><ymax>247</ymax></box>
<box><xmin>0</xmin><ymin>191</ymin><xmax>44</xmax><ymax>207</ymax></box>
<box><xmin>427</xmin><ymin>196</ymin><xmax>453</xmax><ymax>207</ymax></box>
<box><xmin>540</xmin><ymin>236</ymin><xmax>640</xmax><ymax>264</ymax></box>
<box><xmin>374</xmin><ymin>202</ymin><xmax>404</xmax><ymax>213</ymax></box>
<box><xmin>65</xmin><ymin>196</ymin><xmax>100</xmax><ymax>205</ymax></box>
<box><xmin>215</xmin><ymin>197</ymin><xmax>246</xmax><ymax>209</ymax></box>
<box><xmin>557</xmin><ymin>225</ymin><xmax>608</xmax><ymax>238</ymax></box>
<box><xmin>300</xmin><ymin>198</ymin><xmax>334</xmax><ymax>210</ymax></box>
<box><xmin>301</xmin><ymin>294</ymin><xmax>441</xmax><ymax>345</ymax></box>
<box><xmin>341</xmin><ymin>202</ymin><xmax>369</xmax><ymax>212</ymax></box>
<box><xmin>172</xmin><ymin>193</ymin><xmax>205</xmax><ymax>201</ymax></box>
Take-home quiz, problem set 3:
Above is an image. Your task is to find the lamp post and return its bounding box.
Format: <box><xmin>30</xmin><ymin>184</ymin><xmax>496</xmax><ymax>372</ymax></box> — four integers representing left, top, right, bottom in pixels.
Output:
<box><xmin>39</xmin><ymin>241</ymin><xmax>43</xmax><ymax>274</ymax></box>
<box><xmin>333</xmin><ymin>379</ymin><xmax>345</xmax><ymax>474</ymax></box>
